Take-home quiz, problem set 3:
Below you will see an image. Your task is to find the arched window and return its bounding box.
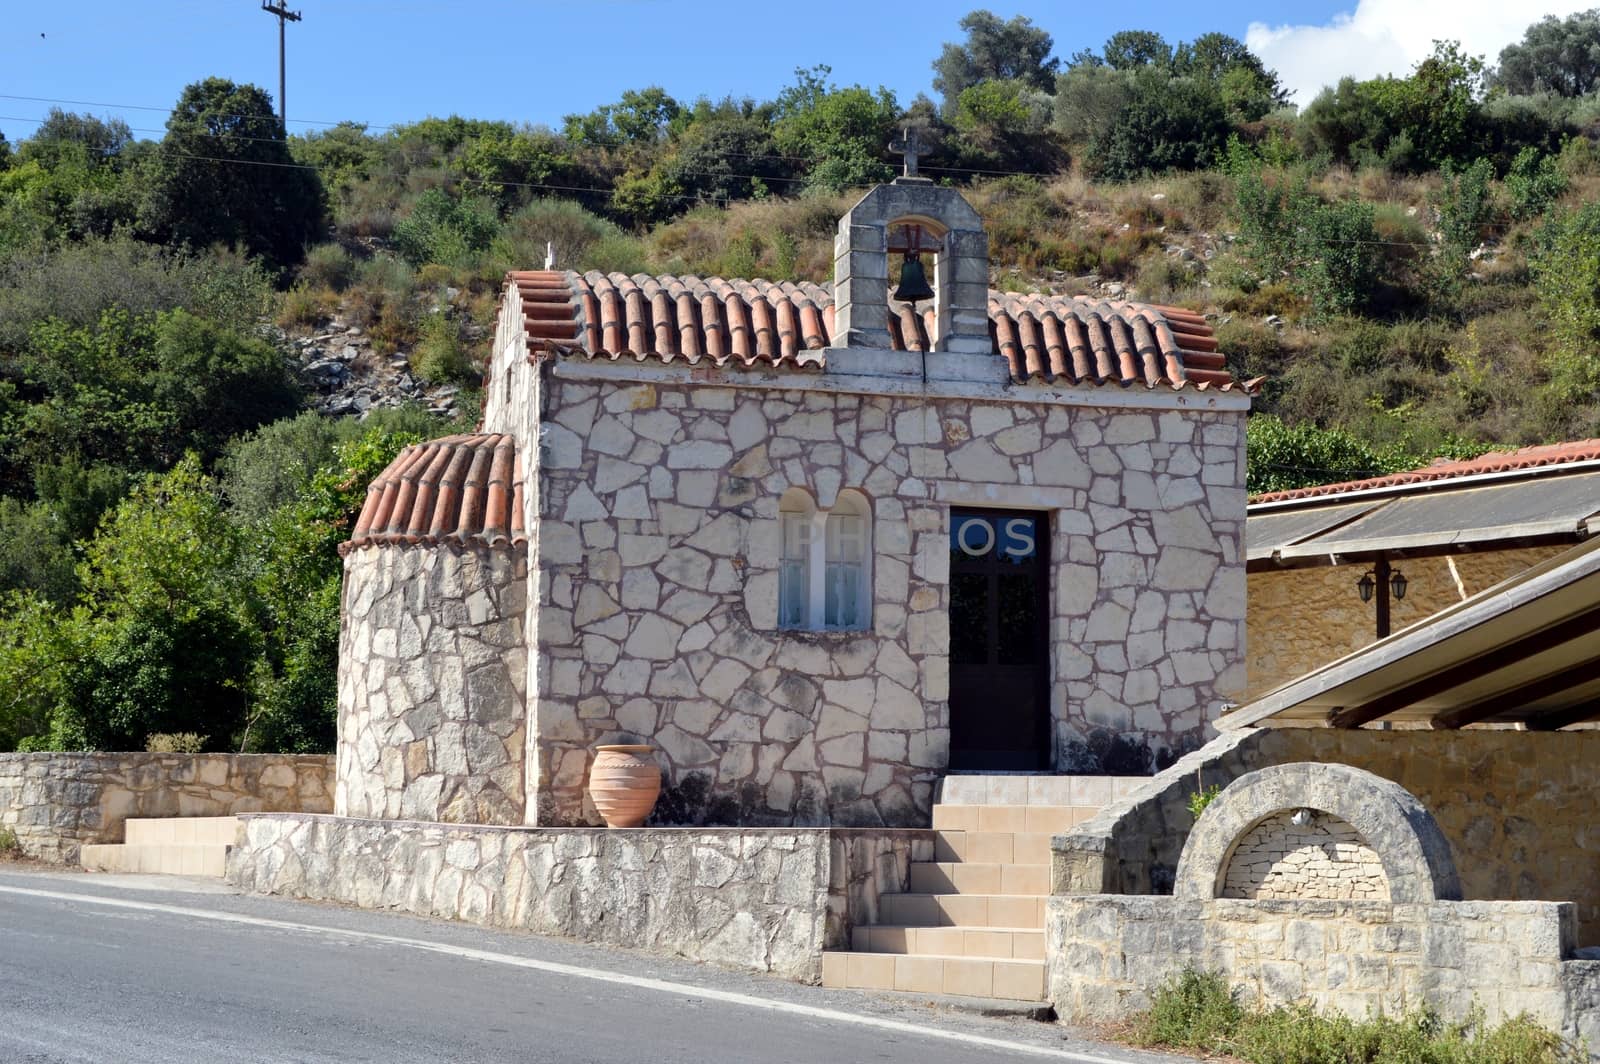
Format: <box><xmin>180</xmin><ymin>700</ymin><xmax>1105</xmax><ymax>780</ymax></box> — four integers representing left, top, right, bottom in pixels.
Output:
<box><xmin>779</xmin><ymin>490</ymin><xmax>815</xmax><ymax>630</ymax></box>
<box><xmin>777</xmin><ymin>488</ymin><xmax>871</xmax><ymax>632</ymax></box>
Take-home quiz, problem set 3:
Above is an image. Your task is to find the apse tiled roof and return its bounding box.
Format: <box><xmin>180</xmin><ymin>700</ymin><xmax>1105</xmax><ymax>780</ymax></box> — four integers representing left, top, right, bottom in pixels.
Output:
<box><xmin>1251</xmin><ymin>439</ymin><xmax>1600</xmax><ymax>505</ymax></box>
<box><xmin>509</xmin><ymin>269</ymin><xmax>1254</xmax><ymax>392</ymax></box>
<box><xmin>342</xmin><ymin>433</ymin><xmax>525</xmax><ymax>554</ymax></box>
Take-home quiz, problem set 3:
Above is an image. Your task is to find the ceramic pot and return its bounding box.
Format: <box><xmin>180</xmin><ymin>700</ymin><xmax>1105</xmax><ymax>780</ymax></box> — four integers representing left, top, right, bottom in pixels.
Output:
<box><xmin>588</xmin><ymin>745</ymin><xmax>662</xmax><ymax>828</ymax></box>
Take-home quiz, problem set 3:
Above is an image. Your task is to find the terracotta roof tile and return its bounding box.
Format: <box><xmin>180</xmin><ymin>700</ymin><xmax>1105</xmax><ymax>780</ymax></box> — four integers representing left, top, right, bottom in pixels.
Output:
<box><xmin>342</xmin><ymin>433</ymin><xmax>526</xmax><ymax>554</ymax></box>
<box><xmin>1252</xmin><ymin>438</ymin><xmax>1600</xmax><ymax>504</ymax></box>
<box><xmin>507</xmin><ymin>269</ymin><xmax>1255</xmax><ymax>392</ymax></box>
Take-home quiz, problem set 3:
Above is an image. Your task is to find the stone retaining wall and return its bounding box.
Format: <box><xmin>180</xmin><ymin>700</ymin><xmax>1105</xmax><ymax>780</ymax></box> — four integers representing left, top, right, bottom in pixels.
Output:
<box><xmin>0</xmin><ymin>753</ymin><xmax>334</xmax><ymax>863</ymax></box>
<box><xmin>1047</xmin><ymin>894</ymin><xmax>1596</xmax><ymax>1045</ymax></box>
<box><xmin>1221</xmin><ymin>811</ymin><xmax>1387</xmax><ymax>901</ymax></box>
<box><xmin>227</xmin><ymin>812</ymin><xmax>931</xmax><ymax>981</ymax></box>
<box><xmin>1052</xmin><ymin>728</ymin><xmax>1600</xmax><ymax>945</ymax></box>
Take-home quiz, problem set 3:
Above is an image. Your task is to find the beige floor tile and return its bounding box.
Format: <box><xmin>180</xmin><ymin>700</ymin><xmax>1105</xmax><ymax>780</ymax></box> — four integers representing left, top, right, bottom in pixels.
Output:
<box><xmin>977</xmin><ymin>806</ymin><xmax>1027</xmax><ymax>833</ymax></box>
<box><xmin>1023</xmin><ymin>806</ymin><xmax>1075</xmax><ymax>834</ymax></box>
<box><xmin>1069</xmin><ymin>777</ymin><xmax>1113</xmax><ymax>806</ymax></box>
<box><xmin>821</xmin><ymin>952</ymin><xmax>849</xmax><ymax>988</ymax></box>
<box><xmin>988</xmin><ymin>895</ymin><xmax>1042</xmax><ymax>928</ymax></box>
<box><xmin>939</xmin><ymin>894</ymin><xmax>987</xmax><ymax>926</ymax></box>
<box><xmin>986</xmin><ymin>777</ymin><xmax>1028</xmax><ymax>805</ymax></box>
<box><xmin>845</xmin><ymin>952</ymin><xmax>896</xmax><ymax>990</ymax></box>
<box><xmin>911</xmin><ymin>927</ymin><xmax>964</xmax><ymax>955</ymax></box>
<box><xmin>951</xmin><ymin>863</ymin><xmax>1002</xmax><ymax>894</ymax></box>
<box><xmin>962</xmin><ymin>929</ymin><xmax>1014</xmax><ymax>958</ymax></box>
<box><xmin>942</xmin><ymin>958</ymin><xmax>994</xmax><ymax>997</ymax></box>
<box><xmin>933</xmin><ymin>831</ymin><xmax>966</xmax><ymax>862</ymax></box>
<box><xmin>1002</xmin><ymin>865</ymin><xmax>1049</xmax><ymax>895</ymax></box>
<box><xmin>1012</xmin><ymin>832</ymin><xmax>1053</xmax><ymax>864</ymax></box>
<box><xmin>931</xmin><ymin>805</ymin><xmax>980</xmax><ymax>832</ymax></box>
<box><xmin>1012</xmin><ymin>931</ymin><xmax>1045</xmax><ymax>960</ymax></box>
<box><xmin>1026</xmin><ymin>777</ymin><xmax>1073</xmax><ymax>806</ymax></box>
<box><xmin>966</xmin><ymin>833</ymin><xmax>1013</xmax><ymax>864</ymax></box>
<box><xmin>894</xmin><ymin>955</ymin><xmax>945</xmax><ymax>993</ymax></box>
<box><xmin>881</xmin><ymin>894</ymin><xmax>939</xmax><ymax>926</ymax></box>
<box><xmin>868</xmin><ymin>926</ymin><xmax>908</xmax><ymax>953</ymax></box>
<box><xmin>993</xmin><ymin>960</ymin><xmax>1045</xmax><ymax>1000</ymax></box>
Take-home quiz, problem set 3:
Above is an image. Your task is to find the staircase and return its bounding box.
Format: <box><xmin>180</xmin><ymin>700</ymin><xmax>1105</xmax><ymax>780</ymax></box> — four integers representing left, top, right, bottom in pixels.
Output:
<box><xmin>79</xmin><ymin>816</ymin><xmax>241</xmax><ymax>877</ymax></box>
<box><xmin>822</xmin><ymin>775</ymin><xmax>1142</xmax><ymax>1003</ymax></box>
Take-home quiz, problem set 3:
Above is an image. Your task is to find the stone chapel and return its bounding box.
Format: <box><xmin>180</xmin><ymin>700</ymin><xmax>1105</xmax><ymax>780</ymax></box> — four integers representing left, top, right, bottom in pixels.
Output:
<box><xmin>334</xmin><ymin>173</ymin><xmax>1255</xmax><ymax>829</ymax></box>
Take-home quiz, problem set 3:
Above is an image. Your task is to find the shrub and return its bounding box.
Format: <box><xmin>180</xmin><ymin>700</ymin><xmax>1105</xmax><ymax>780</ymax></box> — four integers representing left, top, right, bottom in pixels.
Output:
<box><xmin>276</xmin><ymin>284</ymin><xmax>338</xmax><ymax>330</ymax></box>
<box><xmin>0</xmin><ymin>826</ymin><xmax>18</xmax><ymax>856</ymax></box>
<box><xmin>299</xmin><ymin>242</ymin><xmax>359</xmax><ymax>292</ymax></box>
<box><xmin>391</xmin><ymin>189</ymin><xmax>499</xmax><ymax>267</ymax></box>
<box><xmin>1505</xmin><ymin>146</ymin><xmax>1568</xmax><ymax>219</ymax></box>
<box><xmin>145</xmin><ymin>732</ymin><xmax>205</xmax><ymax>753</ymax></box>
<box><xmin>1135</xmin><ymin>969</ymin><xmax>1242</xmax><ymax>1050</ymax></box>
<box><xmin>1531</xmin><ymin>202</ymin><xmax>1600</xmax><ymax>401</ymax></box>
<box><xmin>410</xmin><ymin>313</ymin><xmax>476</xmax><ymax>384</ymax></box>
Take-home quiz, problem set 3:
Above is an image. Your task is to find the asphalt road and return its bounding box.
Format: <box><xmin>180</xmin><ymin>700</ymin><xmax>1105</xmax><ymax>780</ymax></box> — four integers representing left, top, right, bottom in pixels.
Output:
<box><xmin>0</xmin><ymin>867</ymin><xmax>1190</xmax><ymax>1064</ymax></box>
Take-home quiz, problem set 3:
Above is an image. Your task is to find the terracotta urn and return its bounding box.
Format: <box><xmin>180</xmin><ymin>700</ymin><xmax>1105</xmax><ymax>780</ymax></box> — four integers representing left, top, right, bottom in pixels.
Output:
<box><xmin>588</xmin><ymin>745</ymin><xmax>662</xmax><ymax>828</ymax></box>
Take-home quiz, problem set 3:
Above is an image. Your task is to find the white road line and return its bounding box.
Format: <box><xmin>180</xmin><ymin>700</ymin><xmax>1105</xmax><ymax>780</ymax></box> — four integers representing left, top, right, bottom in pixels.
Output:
<box><xmin>0</xmin><ymin>882</ymin><xmax>1136</xmax><ymax>1064</ymax></box>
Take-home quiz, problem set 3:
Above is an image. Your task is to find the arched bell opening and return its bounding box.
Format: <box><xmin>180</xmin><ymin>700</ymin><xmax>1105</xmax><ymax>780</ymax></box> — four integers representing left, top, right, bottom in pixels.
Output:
<box><xmin>886</xmin><ymin>215</ymin><xmax>949</xmax><ymax>352</ymax></box>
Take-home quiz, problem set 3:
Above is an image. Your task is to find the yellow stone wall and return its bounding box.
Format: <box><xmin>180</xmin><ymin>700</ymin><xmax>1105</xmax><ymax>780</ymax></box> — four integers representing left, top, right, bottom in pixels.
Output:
<box><xmin>1245</xmin><ymin>546</ymin><xmax>1567</xmax><ymax>698</ymax></box>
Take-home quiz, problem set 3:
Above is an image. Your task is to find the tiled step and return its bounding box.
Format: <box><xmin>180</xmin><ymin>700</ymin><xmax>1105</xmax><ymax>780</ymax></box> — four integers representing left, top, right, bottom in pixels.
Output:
<box><xmin>933</xmin><ymin>830</ymin><xmax>1052</xmax><ymax>864</ymax></box>
<box><xmin>851</xmin><ymin>924</ymin><xmax>1044</xmax><ymax>960</ymax></box>
<box><xmin>124</xmin><ymin>816</ymin><xmax>242</xmax><ymax>847</ymax></box>
<box><xmin>822</xmin><ymin>951</ymin><xmax>1045</xmax><ymax>1000</ymax></box>
<box><xmin>930</xmin><ymin>804</ymin><xmax>1094</xmax><ymax>835</ymax></box>
<box><xmin>936</xmin><ymin>774</ymin><xmax>1149</xmax><ymax>807</ymax></box>
<box><xmin>909</xmin><ymin>861</ymin><xmax>1049</xmax><ymax>895</ymax></box>
<box><xmin>878</xmin><ymin>892</ymin><xmax>1046</xmax><ymax>928</ymax></box>
<box><xmin>79</xmin><ymin>843</ymin><xmax>229</xmax><ymax>876</ymax></box>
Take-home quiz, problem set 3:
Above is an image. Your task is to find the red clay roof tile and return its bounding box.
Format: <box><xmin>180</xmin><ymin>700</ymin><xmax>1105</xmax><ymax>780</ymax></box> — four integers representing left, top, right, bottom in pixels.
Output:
<box><xmin>1252</xmin><ymin>438</ymin><xmax>1600</xmax><ymax>504</ymax></box>
<box><xmin>342</xmin><ymin>434</ymin><xmax>526</xmax><ymax>554</ymax></box>
<box><xmin>507</xmin><ymin>270</ymin><xmax>1254</xmax><ymax>392</ymax></box>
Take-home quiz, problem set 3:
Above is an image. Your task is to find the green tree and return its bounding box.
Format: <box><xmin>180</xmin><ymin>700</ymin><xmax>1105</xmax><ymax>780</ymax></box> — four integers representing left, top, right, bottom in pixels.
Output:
<box><xmin>1102</xmin><ymin>30</ymin><xmax>1173</xmax><ymax>71</ymax></box>
<box><xmin>772</xmin><ymin>67</ymin><xmax>898</xmax><ymax>192</ymax></box>
<box><xmin>1246</xmin><ymin>415</ymin><xmax>1389</xmax><ymax>494</ymax></box>
<box><xmin>390</xmin><ymin>188</ymin><xmax>499</xmax><ymax>266</ymax></box>
<box><xmin>932</xmin><ymin>11</ymin><xmax>1058</xmax><ymax>111</ymax></box>
<box><xmin>1494</xmin><ymin>9</ymin><xmax>1600</xmax><ymax>96</ymax></box>
<box><xmin>1531</xmin><ymin>202</ymin><xmax>1600</xmax><ymax>400</ymax></box>
<box><xmin>139</xmin><ymin>78</ymin><xmax>325</xmax><ymax>269</ymax></box>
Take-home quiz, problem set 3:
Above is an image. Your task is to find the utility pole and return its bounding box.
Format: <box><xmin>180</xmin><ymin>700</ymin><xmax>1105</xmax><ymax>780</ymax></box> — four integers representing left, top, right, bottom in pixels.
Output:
<box><xmin>261</xmin><ymin>1</ymin><xmax>302</xmax><ymax>129</ymax></box>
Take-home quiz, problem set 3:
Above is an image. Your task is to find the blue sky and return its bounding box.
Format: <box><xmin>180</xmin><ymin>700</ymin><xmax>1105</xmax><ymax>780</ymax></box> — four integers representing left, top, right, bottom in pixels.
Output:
<box><xmin>0</xmin><ymin>1</ymin><xmax>1575</xmax><ymax>141</ymax></box>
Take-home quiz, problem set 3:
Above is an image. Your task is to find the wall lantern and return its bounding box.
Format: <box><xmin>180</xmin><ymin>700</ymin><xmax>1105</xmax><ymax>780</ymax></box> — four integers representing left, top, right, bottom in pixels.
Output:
<box><xmin>1356</xmin><ymin>570</ymin><xmax>1376</xmax><ymax>603</ymax></box>
<box><xmin>1356</xmin><ymin>567</ymin><xmax>1408</xmax><ymax>604</ymax></box>
<box><xmin>1389</xmin><ymin>569</ymin><xmax>1408</xmax><ymax>601</ymax></box>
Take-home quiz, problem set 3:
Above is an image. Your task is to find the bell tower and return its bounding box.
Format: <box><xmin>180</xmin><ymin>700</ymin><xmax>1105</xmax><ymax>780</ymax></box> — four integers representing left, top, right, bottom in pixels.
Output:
<box><xmin>829</xmin><ymin>129</ymin><xmax>995</xmax><ymax>379</ymax></box>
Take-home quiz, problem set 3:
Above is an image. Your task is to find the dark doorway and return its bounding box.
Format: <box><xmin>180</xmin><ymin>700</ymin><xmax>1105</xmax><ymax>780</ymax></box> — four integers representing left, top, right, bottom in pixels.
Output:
<box><xmin>947</xmin><ymin>509</ymin><xmax>1050</xmax><ymax>770</ymax></box>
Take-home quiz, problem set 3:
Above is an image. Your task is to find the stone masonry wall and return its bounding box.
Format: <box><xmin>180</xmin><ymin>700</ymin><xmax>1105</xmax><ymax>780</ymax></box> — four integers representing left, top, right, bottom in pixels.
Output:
<box><xmin>337</xmin><ymin>545</ymin><xmax>528</xmax><ymax>825</ymax></box>
<box><xmin>227</xmin><ymin>812</ymin><xmax>930</xmax><ymax>981</ymax></box>
<box><xmin>510</xmin><ymin>365</ymin><xmax>1246</xmax><ymax>827</ymax></box>
<box><xmin>0</xmin><ymin>752</ymin><xmax>332</xmax><ymax>863</ymax></box>
<box><xmin>1053</xmin><ymin>728</ymin><xmax>1600</xmax><ymax>945</ymax></box>
<box><xmin>1047</xmin><ymin>895</ymin><xmax>1588</xmax><ymax>1039</ymax></box>
<box><xmin>1221</xmin><ymin>810</ymin><xmax>1388</xmax><ymax>901</ymax></box>
<box><xmin>1246</xmin><ymin>546</ymin><xmax>1564</xmax><ymax>697</ymax></box>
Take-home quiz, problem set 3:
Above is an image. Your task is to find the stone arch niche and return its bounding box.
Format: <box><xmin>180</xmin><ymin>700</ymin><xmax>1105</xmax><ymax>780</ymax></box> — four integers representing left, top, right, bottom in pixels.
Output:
<box><xmin>832</xmin><ymin>182</ymin><xmax>990</xmax><ymax>359</ymax></box>
<box><xmin>1174</xmin><ymin>762</ymin><xmax>1462</xmax><ymax>904</ymax></box>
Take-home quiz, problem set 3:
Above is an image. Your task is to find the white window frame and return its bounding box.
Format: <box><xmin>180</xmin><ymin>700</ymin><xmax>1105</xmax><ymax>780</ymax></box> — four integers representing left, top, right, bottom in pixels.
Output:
<box><xmin>777</xmin><ymin>489</ymin><xmax>872</xmax><ymax>632</ymax></box>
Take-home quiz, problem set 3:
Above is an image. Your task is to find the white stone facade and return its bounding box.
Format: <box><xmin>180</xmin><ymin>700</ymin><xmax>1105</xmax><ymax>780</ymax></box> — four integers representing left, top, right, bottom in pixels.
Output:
<box><xmin>475</xmin><ymin>353</ymin><xmax>1247</xmax><ymax>827</ymax></box>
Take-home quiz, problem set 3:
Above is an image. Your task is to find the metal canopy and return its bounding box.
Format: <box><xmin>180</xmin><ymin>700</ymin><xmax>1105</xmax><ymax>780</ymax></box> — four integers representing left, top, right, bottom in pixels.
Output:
<box><xmin>1245</xmin><ymin>500</ymin><xmax>1382</xmax><ymax>562</ymax></box>
<box><xmin>1248</xmin><ymin>470</ymin><xmax>1600</xmax><ymax>567</ymax></box>
<box><xmin>1221</xmin><ymin>537</ymin><xmax>1600</xmax><ymax>732</ymax></box>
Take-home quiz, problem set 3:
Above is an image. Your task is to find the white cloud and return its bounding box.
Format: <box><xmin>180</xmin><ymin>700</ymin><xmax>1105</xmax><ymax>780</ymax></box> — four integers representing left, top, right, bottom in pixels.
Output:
<box><xmin>1247</xmin><ymin>1</ymin><xmax>1592</xmax><ymax>105</ymax></box>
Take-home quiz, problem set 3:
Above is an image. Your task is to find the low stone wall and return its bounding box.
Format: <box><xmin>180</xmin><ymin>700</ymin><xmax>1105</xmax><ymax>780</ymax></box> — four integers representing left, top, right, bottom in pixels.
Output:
<box><xmin>1047</xmin><ymin>895</ymin><xmax>1596</xmax><ymax>1044</ymax></box>
<box><xmin>227</xmin><ymin>812</ymin><xmax>930</xmax><ymax>981</ymax></box>
<box><xmin>0</xmin><ymin>753</ymin><xmax>334</xmax><ymax>863</ymax></box>
<box><xmin>1053</xmin><ymin>728</ymin><xmax>1600</xmax><ymax>945</ymax></box>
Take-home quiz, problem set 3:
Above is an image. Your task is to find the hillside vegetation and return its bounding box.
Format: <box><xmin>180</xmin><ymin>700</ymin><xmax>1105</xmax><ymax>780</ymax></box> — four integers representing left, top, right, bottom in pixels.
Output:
<box><xmin>3</xmin><ymin>10</ymin><xmax>1600</xmax><ymax>753</ymax></box>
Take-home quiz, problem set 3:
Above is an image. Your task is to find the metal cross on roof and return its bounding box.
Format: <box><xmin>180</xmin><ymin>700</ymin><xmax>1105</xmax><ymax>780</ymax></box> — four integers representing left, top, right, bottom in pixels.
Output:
<box><xmin>888</xmin><ymin>127</ymin><xmax>929</xmax><ymax>179</ymax></box>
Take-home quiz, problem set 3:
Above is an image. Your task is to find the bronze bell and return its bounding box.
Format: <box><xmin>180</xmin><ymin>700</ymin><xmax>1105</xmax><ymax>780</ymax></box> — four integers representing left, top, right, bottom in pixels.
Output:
<box><xmin>893</xmin><ymin>252</ymin><xmax>934</xmax><ymax>305</ymax></box>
